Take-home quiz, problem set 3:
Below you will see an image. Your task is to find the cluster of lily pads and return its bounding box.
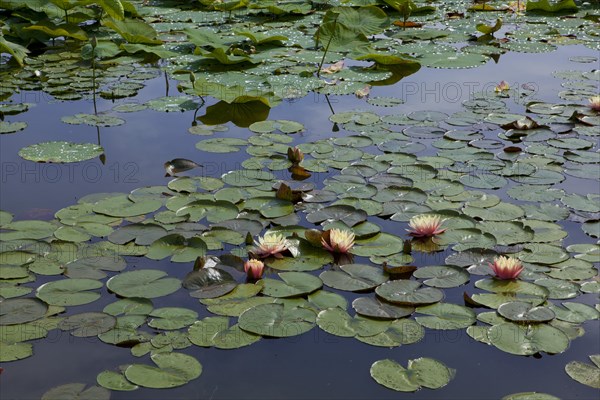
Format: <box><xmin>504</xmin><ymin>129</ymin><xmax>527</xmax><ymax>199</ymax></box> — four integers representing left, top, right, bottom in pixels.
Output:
<box><xmin>1</xmin><ymin>0</ymin><xmax>600</xmax><ymax>398</ymax></box>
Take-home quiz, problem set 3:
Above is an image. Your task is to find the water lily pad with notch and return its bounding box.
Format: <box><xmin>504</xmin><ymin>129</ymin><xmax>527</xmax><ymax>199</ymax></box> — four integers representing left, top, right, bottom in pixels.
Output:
<box><xmin>463</xmin><ymin>202</ymin><xmax>525</xmax><ymax>221</ymax></box>
<box><xmin>182</xmin><ymin>268</ymin><xmax>236</xmax><ymax>299</ymax></box>
<box><xmin>474</xmin><ymin>278</ymin><xmax>549</xmax><ymax>298</ymax></box>
<box><xmin>316</xmin><ymin>308</ymin><xmax>391</xmax><ymax>338</ymax></box>
<box><xmin>249</xmin><ymin>120</ymin><xmax>304</xmax><ymax>134</ymax></box>
<box><xmin>36</xmin><ymin>279</ymin><xmax>103</xmax><ymax>306</ymax></box>
<box><xmin>146</xmin><ymin>234</ymin><xmax>207</xmax><ymax>263</ymax></box>
<box><xmin>356</xmin><ymin>317</ymin><xmax>424</xmax><ymax>347</ymax></box>
<box><xmin>432</xmin><ymin>228</ymin><xmax>496</xmax><ymax>252</ymax></box>
<box><xmin>0</xmin><ymin>298</ymin><xmax>48</xmax><ymax>325</ymax></box>
<box><xmin>470</xmin><ymin>293</ymin><xmax>547</xmax><ymax>309</ymax></box>
<box><xmin>415</xmin><ymin>303</ymin><xmax>476</xmax><ymax>330</ymax></box>
<box><xmin>261</xmin><ymin>272</ymin><xmax>322</xmax><ymax>298</ymax></box>
<box><xmin>370</xmin><ymin>357</ymin><xmax>455</xmax><ymax>392</ymax></box>
<box><xmin>176</xmin><ymin>200</ymin><xmax>239</xmax><ymax>224</ymax></box>
<box><xmin>92</xmin><ymin>195</ymin><xmax>162</xmax><ymax>218</ymax></box>
<box><xmin>240</xmin><ymin>196</ymin><xmax>294</xmax><ymax>218</ymax></box>
<box><xmin>148</xmin><ymin>307</ymin><xmax>198</xmax><ymax>330</ymax></box>
<box><xmin>58</xmin><ymin>312</ymin><xmax>117</xmax><ymax>337</ymax></box>
<box><xmin>124</xmin><ymin>352</ymin><xmax>202</xmax><ymax>389</ymax></box>
<box><xmin>488</xmin><ymin>322</ymin><xmax>570</xmax><ymax>356</ymax></box>
<box><xmin>108</xmin><ymin>223</ymin><xmax>168</xmax><ymax>246</ymax></box>
<box><xmin>518</xmin><ymin>244</ymin><xmax>569</xmax><ymax>265</ymax></box>
<box><xmin>353</xmin><ymin>232</ymin><xmax>405</xmax><ymax>257</ymax></box>
<box><xmin>320</xmin><ymin>264</ymin><xmax>388</xmax><ymax>292</ymax></box>
<box><xmin>412</xmin><ymin>266</ymin><xmax>469</xmax><ymax>288</ymax></box>
<box><xmin>306</xmin><ymin>205</ymin><xmax>367</xmax><ymax>227</ymax></box>
<box><xmin>41</xmin><ymin>383</ymin><xmax>110</xmax><ymax>400</ymax></box>
<box><xmin>103</xmin><ymin>298</ymin><xmax>153</xmax><ymax>317</ymax></box>
<box><xmin>221</xmin><ymin>170</ymin><xmax>275</xmax><ymax>187</ymax></box>
<box><xmin>96</xmin><ymin>369</ymin><xmax>139</xmax><ymax>391</ymax></box>
<box><xmin>238</xmin><ymin>303</ymin><xmax>316</xmax><ymax>338</ymax></box>
<box><xmin>352</xmin><ymin>297</ymin><xmax>414</xmax><ymax>319</ymax></box>
<box><xmin>533</xmin><ymin>278</ymin><xmax>579</xmax><ymax>300</ymax></box>
<box><xmin>376</xmin><ymin>280</ymin><xmax>444</xmax><ymax>306</ymax></box>
<box><xmin>268</xmin><ymin>240</ymin><xmax>333</xmax><ymax>272</ymax></box>
<box><xmin>565</xmin><ymin>355</ymin><xmax>600</xmax><ymax>389</ymax></box>
<box><xmin>477</xmin><ymin>221</ymin><xmax>534</xmax><ymax>246</ymax></box>
<box><xmin>0</xmin><ymin>341</ymin><xmax>33</xmax><ymax>362</ymax></box>
<box><xmin>497</xmin><ymin>302</ymin><xmax>555</xmax><ymax>323</ymax></box>
<box><xmin>548</xmin><ymin>302</ymin><xmax>599</xmax><ymax>324</ymax></box>
<box><xmin>107</xmin><ymin>269</ymin><xmax>181</xmax><ymax>299</ymax></box>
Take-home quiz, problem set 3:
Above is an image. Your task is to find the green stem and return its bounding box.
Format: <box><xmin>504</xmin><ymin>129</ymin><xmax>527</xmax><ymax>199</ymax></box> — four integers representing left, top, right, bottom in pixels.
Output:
<box><xmin>317</xmin><ymin>16</ymin><xmax>338</xmax><ymax>78</ymax></box>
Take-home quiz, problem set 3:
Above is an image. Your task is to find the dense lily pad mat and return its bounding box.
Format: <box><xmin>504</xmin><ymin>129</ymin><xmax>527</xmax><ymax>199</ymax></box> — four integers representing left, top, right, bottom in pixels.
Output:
<box><xmin>0</xmin><ymin>0</ymin><xmax>599</xmax><ymax>399</ymax></box>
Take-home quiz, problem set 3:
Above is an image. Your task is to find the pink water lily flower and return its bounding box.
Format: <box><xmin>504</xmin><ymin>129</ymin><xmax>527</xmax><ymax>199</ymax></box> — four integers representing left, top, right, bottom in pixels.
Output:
<box><xmin>407</xmin><ymin>215</ymin><xmax>446</xmax><ymax>238</ymax></box>
<box><xmin>253</xmin><ymin>233</ymin><xmax>289</xmax><ymax>259</ymax></box>
<box><xmin>588</xmin><ymin>96</ymin><xmax>600</xmax><ymax>112</ymax></box>
<box><xmin>490</xmin><ymin>256</ymin><xmax>524</xmax><ymax>280</ymax></box>
<box><xmin>244</xmin><ymin>259</ymin><xmax>265</xmax><ymax>280</ymax></box>
<box><xmin>495</xmin><ymin>80</ymin><xmax>510</xmax><ymax>93</ymax></box>
<box><xmin>321</xmin><ymin>228</ymin><xmax>355</xmax><ymax>254</ymax></box>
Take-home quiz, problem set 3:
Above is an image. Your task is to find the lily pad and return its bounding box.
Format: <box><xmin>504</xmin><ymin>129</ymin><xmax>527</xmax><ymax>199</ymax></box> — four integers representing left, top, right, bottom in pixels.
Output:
<box><xmin>238</xmin><ymin>303</ymin><xmax>315</xmax><ymax>338</ymax></box>
<box><xmin>376</xmin><ymin>280</ymin><xmax>444</xmax><ymax>306</ymax></box>
<box><xmin>107</xmin><ymin>270</ymin><xmax>181</xmax><ymax>299</ymax></box>
<box><xmin>36</xmin><ymin>279</ymin><xmax>103</xmax><ymax>306</ymax></box>
<box><xmin>124</xmin><ymin>352</ymin><xmax>202</xmax><ymax>389</ymax></box>
<box><xmin>565</xmin><ymin>355</ymin><xmax>600</xmax><ymax>389</ymax></box>
<box><xmin>319</xmin><ymin>264</ymin><xmax>388</xmax><ymax>292</ymax></box>
<box><xmin>370</xmin><ymin>357</ymin><xmax>455</xmax><ymax>392</ymax></box>
<box><xmin>261</xmin><ymin>272</ymin><xmax>322</xmax><ymax>298</ymax></box>
<box><xmin>19</xmin><ymin>142</ymin><xmax>104</xmax><ymax>163</ymax></box>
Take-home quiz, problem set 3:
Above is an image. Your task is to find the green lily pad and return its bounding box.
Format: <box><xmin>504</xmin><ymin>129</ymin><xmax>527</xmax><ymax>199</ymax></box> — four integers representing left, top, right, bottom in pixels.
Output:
<box><xmin>415</xmin><ymin>303</ymin><xmax>476</xmax><ymax>330</ymax></box>
<box><xmin>319</xmin><ymin>264</ymin><xmax>388</xmax><ymax>292</ymax></box>
<box><xmin>316</xmin><ymin>308</ymin><xmax>390</xmax><ymax>338</ymax></box>
<box><xmin>261</xmin><ymin>272</ymin><xmax>322</xmax><ymax>298</ymax></box>
<box><xmin>58</xmin><ymin>312</ymin><xmax>117</xmax><ymax>337</ymax></box>
<box><xmin>0</xmin><ymin>340</ymin><xmax>33</xmax><ymax>362</ymax></box>
<box><xmin>148</xmin><ymin>307</ymin><xmax>198</xmax><ymax>330</ymax></box>
<box><xmin>0</xmin><ymin>298</ymin><xmax>48</xmax><ymax>325</ymax></box>
<box><xmin>412</xmin><ymin>266</ymin><xmax>469</xmax><ymax>288</ymax></box>
<box><xmin>182</xmin><ymin>268</ymin><xmax>236</xmax><ymax>299</ymax></box>
<box><xmin>370</xmin><ymin>357</ymin><xmax>455</xmax><ymax>392</ymax></box>
<box><xmin>352</xmin><ymin>297</ymin><xmax>414</xmax><ymax>319</ymax></box>
<box><xmin>41</xmin><ymin>384</ymin><xmax>110</xmax><ymax>400</ymax></box>
<box><xmin>96</xmin><ymin>370</ymin><xmax>139</xmax><ymax>391</ymax></box>
<box><xmin>124</xmin><ymin>352</ymin><xmax>202</xmax><ymax>389</ymax></box>
<box><xmin>565</xmin><ymin>355</ymin><xmax>600</xmax><ymax>389</ymax></box>
<box><xmin>36</xmin><ymin>279</ymin><xmax>103</xmax><ymax>306</ymax></box>
<box><xmin>238</xmin><ymin>303</ymin><xmax>315</xmax><ymax>338</ymax></box>
<box><xmin>376</xmin><ymin>280</ymin><xmax>444</xmax><ymax>306</ymax></box>
<box><xmin>93</xmin><ymin>195</ymin><xmax>162</xmax><ymax>218</ymax></box>
<box><xmin>497</xmin><ymin>302</ymin><xmax>555</xmax><ymax>323</ymax></box>
<box><xmin>488</xmin><ymin>322</ymin><xmax>570</xmax><ymax>355</ymax></box>
<box><xmin>107</xmin><ymin>269</ymin><xmax>181</xmax><ymax>298</ymax></box>
<box><xmin>19</xmin><ymin>142</ymin><xmax>104</xmax><ymax>163</ymax></box>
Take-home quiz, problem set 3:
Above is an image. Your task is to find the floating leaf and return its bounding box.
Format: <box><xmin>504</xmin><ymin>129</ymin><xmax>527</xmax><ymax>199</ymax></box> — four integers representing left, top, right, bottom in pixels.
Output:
<box><xmin>565</xmin><ymin>355</ymin><xmax>600</xmax><ymax>389</ymax></box>
<box><xmin>238</xmin><ymin>303</ymin><xmax>315</xmax><ymax>338</ymax></box>
<box><xmin>124</xmin><ymin>352</ymin><xmax>202</xmax><ymax>389</ymax></box>
<box><xmin>19</xmin><ymin>142</ymin><xmax>104</xmax><ymax>163</ymax></box>
<box><xmin>107</xmin><ymin>270</ymin><xmax>181</xmax><ymax>299</ymax></box>
<box><xmin>376</xmin><ymin>280</ymin><xmax>444</xmax><ymax>306</ymax></box>
<box><xmin>320</xmin><ymin>264</ymin><xmax>388</xmax><ymax>292</ymax></box>
<box><xmin>36</xmin><ymin>279</ymin><xmax>103</xmax><ymax>306</ymax></box>
<box><xmin>370</xmin><ymin>357</ymin><xmax>455</xmax><ymax>392</ymax></box>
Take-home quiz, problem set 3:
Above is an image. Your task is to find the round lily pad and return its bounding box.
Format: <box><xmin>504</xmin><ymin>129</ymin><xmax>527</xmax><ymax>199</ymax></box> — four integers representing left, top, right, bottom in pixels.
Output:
<box><xmin>107</xmin><ymin>270</ymin><xmax>181</xmax><ymax>299</ymax></box>
<box><xmin>497</xmin><ymin>302</ymin><xmax>555</xmax><ymax>323</ymax></box>
<box><xmin>319</xmin><ymin>264</ymin><xmax>388</xmax><ymax>292</ymax></box>
<box><xmin>415</xmin><ymin>303</ymin><xmax>476</xmax><ymax>330</ymax></box>
<box><xmin>352</xmin><ymin>297</ymin><xmax>414</xmax><ymax>319</ymax></box>
<box><xmin>488</xmin><ymin>322</ymin><xmax>570</xmax><ymax>356</ymax></box>
<box><xmin>370</xmin><ymin>357</ymin><xmax>455</xmax><ymax>392</ymax></box>
<box><xmin>124</xmin><ymin>352</ymin><xmax>202</xmax><ymax>389</ymax></box>
<box><xmin>36</xmin><ymin>279</ymin><xmax>103</xmax><ymax>306</ymax></box>
<box><xmin>412</xmin><ymin>266</ymin><xmax>469</xmax><ymax>288</ymax></box>
<box><xmin>19</xmin><ymin>142</ymin><xmax>104</xmax><ymax>163</ymax></box>
<box><xmin>41</xmin><ymin>383</ymin><xmax>110</xmax><ymax>400</ymax></box>
<box><xmin>376</xmin><ymin>280</ymin><xmax>444</xmax><ymax>306</ymax></box>
<box><xmin>238</xmin><ymin>303</ymin><xmax>315</xmax><ymax>338</ymax></box>
<box><xmin>565</xmin><ymin>356</ymin><xmax>600</xmax><ymax>389</ymax></box>
<box><xmin>58</xmin><ymin>312</ymin><xmax>117</xmax><ymax>337</ymax></box>
<box><xmin>261</xmin><ymin>272</ymin><xmax>322</xmax><ymax>298</ymax></box>
<box><xmin>0</xmin><ymin>298</ymin><xmax>48</xmax><ymax>325</ymax></box>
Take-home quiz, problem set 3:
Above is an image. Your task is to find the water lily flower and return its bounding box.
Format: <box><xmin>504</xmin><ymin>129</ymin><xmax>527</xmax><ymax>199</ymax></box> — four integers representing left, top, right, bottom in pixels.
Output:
<box><xmin>407</xmin><ymin>215</ymin><xmax>446</xmax><ymax>238</ymax></box>
<box><xmin>588</xmin><ymin>96</ymin><xmax>600</xmax><ymax>112</ymax></box>
<box><xmin>244</xmin><ymin>259</ymin><xmax>265</xmax><ymax>280</ymax></box>
<box><xmin>287</xmin><ymin>146</ymin><xmax>304</xmax><ymax>163</ymax></box>
<box><xmin>321</xmin><ymin>228</ymin><xmax>355</xmax><ymax>254</ymax></box>
<box><xmin>253</xmin><ymin>233</ymin><xmax>289</xmax><ymax>258</ymax></box>
<box><xmin>489</xmin><ymin>256</ymin><xmax>524</xmax><ymax>280</ymax></box>
<box><xmin>495</xmin><ymin>80</ymin><xmax>510</xmax><ymax>93</ymax></box>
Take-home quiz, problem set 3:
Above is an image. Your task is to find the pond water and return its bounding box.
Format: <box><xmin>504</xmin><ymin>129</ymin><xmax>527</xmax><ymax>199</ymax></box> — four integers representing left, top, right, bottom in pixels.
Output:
<box><xmin>1</xmin><ymin>1</ymin><xmax>599</xmax><ymax>399</ymax></box>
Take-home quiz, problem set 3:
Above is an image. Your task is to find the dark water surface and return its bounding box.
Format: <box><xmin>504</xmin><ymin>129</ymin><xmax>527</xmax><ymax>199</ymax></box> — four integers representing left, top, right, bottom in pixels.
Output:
<box><xmin>1</xmin><ymin>43</ymin><xmax>599</xmax><ymax>400</ymax></box>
